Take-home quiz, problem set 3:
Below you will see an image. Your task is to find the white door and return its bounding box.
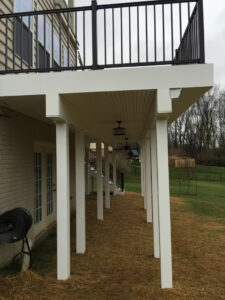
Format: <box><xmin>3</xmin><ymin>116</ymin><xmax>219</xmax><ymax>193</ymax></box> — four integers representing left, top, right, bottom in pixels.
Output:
<box><xmin>33</xmin><ymin>144</ymin><xmax>56</xmax><ymax>237</ymax></box>
<box><xmin>45</xmin><ymin>150</ymin><xmax>56</xmax><ymax>227</ymax></box>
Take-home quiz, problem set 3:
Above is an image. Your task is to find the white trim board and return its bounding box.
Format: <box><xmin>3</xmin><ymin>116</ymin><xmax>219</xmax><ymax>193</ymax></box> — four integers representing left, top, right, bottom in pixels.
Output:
<box><xmin>0</xmin><ymin>64</ymin><xmax>214</xmax><ymax>98</ymax></box>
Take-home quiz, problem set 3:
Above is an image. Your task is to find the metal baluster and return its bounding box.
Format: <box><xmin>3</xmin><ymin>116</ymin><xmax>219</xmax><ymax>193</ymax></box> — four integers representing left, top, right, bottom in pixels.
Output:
<box><xmin>198</xmin><ymin>0</ymin><xmax>205</xmax><ymax>63</ymax></box>
<box><xmin>13</xmin><ymin>17</ymin><xmax>15</xmax><ymax>70</ymax></box>
<box><xmin>5</xmin><ymin>17</ymin><xmax>8</xmax><ymax>71</ymax></box>
<box><xmin>83</xmin><ymin>11</ymin><xmax>85</xmax><ymax>66</ymax></box>
<box><xmin>67</xmin><ymin>12</ymin><xmax>70</xmax><ymax>67</ymax></box>
<box><xmin>51</xmin><ymin>14</ymin><xmax>54</xmax><ymax>68</ymax></box>
<box><xmin>21</xmin><ymin>16</ymin><xmax>23</xmax><ymax>69</ymax></box>
<box><xmin>92</xmin><ymin>0</ymin><xmax>98</xmax><ymax>69</ymax></box>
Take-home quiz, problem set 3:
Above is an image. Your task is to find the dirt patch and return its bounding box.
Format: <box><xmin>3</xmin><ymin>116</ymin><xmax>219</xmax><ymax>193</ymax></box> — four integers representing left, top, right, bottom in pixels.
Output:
<box><xmin>0</xmin><ymin>193</ymin><xmax>225</xmax><ymax>299</ymax></box>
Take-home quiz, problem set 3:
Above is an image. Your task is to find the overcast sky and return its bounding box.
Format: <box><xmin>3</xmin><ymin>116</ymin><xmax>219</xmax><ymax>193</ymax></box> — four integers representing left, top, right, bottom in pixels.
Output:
<box><xmin>68</xmin><ymin>0</ymin><xmax>225</xmax><ymax>88</ymax></box>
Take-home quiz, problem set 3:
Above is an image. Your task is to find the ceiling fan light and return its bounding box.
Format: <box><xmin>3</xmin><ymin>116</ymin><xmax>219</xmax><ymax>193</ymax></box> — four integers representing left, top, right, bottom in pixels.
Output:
<box><xmin>113</xmin><ymin>121</ymin><xmax>126</xmax><ymax>136</ymax></box>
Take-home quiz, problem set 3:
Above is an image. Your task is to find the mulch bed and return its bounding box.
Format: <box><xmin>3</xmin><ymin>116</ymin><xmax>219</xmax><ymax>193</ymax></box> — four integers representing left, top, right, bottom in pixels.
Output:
<box><xmin>0</xmin><ymin>192</ymin><xmax>225</xmax><ymax>299</ymax></box>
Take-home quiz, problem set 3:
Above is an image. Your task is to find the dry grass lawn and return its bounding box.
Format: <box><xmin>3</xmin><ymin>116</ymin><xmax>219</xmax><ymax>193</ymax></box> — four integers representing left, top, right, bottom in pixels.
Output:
<box><xmin>0</xmin><ymin>192</ymin><xmax>225</xmax><ymax>299</ymax></box>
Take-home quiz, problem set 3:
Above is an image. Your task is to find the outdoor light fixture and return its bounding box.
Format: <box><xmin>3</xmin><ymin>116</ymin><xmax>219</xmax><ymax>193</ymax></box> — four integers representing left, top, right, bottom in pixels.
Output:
<box><xmin>113</xmin><ymin>121</ymin><xmax>126</xmax><ymax>136</ymax></box>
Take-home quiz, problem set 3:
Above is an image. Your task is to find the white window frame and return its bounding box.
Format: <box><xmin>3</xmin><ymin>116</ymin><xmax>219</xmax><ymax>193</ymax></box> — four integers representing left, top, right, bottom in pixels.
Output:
<box><xmin>34</xmin><ymin>142</ymin><xmax>56</xmax><ymax>237</ymax></box>
<box><xmin>34</xmin><ymin>152</ymin><xmax>43</xmax><ymax>224</ymax></box>
<box><xmin>46</xmin><ymin>153</ymin><xmax>54</xmax><ymax>216</ymax></box>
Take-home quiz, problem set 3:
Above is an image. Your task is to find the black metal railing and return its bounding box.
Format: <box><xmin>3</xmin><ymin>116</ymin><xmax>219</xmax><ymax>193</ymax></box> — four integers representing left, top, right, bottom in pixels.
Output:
<box><xmin>109</xmin><ymin>163</ymin><xmax>125</xmax><ymax>192</ymax></box>
<box><xmin>0</xmin><ymin>0</ymin><xmax>205</xmax><ymax>74</ymax></box>
<box><xmin>89</xmin><ymin>149</ymin><xmax>124</xmax><ymax>192</ymax></box>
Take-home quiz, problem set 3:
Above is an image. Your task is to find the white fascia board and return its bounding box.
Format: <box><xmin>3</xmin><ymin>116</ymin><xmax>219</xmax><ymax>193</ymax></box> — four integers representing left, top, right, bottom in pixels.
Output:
<box><xmin>0</xmin><ymin>64</ymin><xmax>213</xmax><ymax>98</ymax></box>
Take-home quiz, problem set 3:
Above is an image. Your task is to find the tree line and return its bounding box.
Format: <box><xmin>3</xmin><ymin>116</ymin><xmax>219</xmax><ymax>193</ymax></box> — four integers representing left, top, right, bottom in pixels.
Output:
<box><xmin>168</xmin><ymin>86</ymin><xmax>225</xmax><ymax>166</ymax></box>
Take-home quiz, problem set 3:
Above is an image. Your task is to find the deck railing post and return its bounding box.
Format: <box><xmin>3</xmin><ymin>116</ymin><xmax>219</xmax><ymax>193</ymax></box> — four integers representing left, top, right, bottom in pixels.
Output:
<box><xmin>197</xmin><ymin>0</ymin><xmax>205</xmax><ymax>63</ymax></box>
<box><xmin>92</xmin><ymin>0</ymin><xmax>98</xmax><ymax>69</ymax></box>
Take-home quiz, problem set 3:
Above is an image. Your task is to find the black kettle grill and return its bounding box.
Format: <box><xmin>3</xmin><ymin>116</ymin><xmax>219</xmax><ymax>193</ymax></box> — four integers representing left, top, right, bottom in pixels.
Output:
<box><xmin>0</xmin><ymin>208</ymin><xmax>33</xmax><ymax>259</ymax></box>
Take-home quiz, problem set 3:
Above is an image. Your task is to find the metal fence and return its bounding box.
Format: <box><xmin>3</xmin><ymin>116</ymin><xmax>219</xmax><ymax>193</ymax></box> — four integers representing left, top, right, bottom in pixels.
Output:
<box><xmin>0</xmin><ymin>0</ymin><xmax>205</xmax><ymax>74</ymax></box>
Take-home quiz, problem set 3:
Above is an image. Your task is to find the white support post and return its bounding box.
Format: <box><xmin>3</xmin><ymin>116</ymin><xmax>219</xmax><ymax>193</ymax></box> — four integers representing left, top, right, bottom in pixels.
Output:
<box><xmin>104</xmin><ymin>144</ymin><xmax>110</xmax><ymax>209</ymax></box>
<box><xmin>151</xmin><ymin>127</ymin><xmax>160</xmax><ymax>259</ymax></box>
<box><xmin>156</xmin><ymin>118</ymin><xmax>173</xmax><ymax>289</ymax></box>
<box><xmin>113</xmin><ymin>151</ymin><xmax>117</xmax><ymax>196</ymax></box>
<box><xmin>75</xmin><ymin>131</ymin><xmax>86</xmax><ymax>254</ymax></box>
<box><xmin>85</xmin><ymin>146</ymin><xmax>90</xmax><ymax>196</ymax></box>
<box><xmin>145</xmin><ymin>136</ymin><xmax>152</xmax><ymax>223</ymax></box>
<box><xmin>56</xmin><ymin>122</ymin><xmax>70</xmax><ymax>280</ymax></box>
<box><xmin>96</xmin><ymin>141</ymin><xmax>103</xmax><ymax>220</ymax></box>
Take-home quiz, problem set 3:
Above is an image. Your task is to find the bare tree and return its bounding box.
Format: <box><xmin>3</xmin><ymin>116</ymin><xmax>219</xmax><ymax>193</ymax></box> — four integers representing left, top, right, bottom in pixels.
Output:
<box><xmin>168</xmin><ymin>86</ymin><xmax>225</xmax><ymax>165</ymax></box>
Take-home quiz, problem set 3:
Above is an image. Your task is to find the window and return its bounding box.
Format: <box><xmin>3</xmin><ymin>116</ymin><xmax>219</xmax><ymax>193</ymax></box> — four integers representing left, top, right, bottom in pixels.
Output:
<box><xmin>53</xmin><ymin>31</ymin><xmax>60</xmax><ymax>67</ymax></box>
<box><xmin>37</xmin><ymin>7</ymin><xmax>51</xmax><ymax>68</ymax></box>
<box><xmin>15</xmin><ymin>0</ymin><xmax>33</xmax><ymax>27</ymax></box>
<box><xmin>46</xmin><ymin>154</ymin><xmax>54</xmax><ymax>216</ymax></box>
<box><xmin>14</xmin><ymin>0</ymin><xmax>33</xmax><ymax>66</ymax></box>
<box><xmin>34</xmin><ymin>152</ymin><xmax>42</xmax><ymax>224</ymax></box>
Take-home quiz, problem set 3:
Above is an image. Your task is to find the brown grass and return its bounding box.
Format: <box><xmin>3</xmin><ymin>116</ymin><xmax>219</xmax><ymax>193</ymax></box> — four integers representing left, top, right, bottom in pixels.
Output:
<box><xmin>0</xmin><ymin>192</ymin><xmax>225</xmax><ymax>299</ymax></box>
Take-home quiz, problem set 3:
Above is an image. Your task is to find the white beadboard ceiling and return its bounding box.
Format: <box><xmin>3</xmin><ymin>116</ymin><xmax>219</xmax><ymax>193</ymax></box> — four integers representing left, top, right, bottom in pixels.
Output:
<box><xmin>0</xmin><ymin>89</ymin><xmax>156</xmax><ymax>145</ymax></box>
<box><xmin>63</xmin><ymin>89</ymin><xmax>156</xmax><ymax>144</ymax></box>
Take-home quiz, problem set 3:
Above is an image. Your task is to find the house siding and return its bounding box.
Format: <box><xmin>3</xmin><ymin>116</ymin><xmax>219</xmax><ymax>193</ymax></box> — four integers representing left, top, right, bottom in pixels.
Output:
<box><xmin>0</xmin><ymin>109</ymin><xmax>56</xmax><ymax>267</ymax></box>
<box><xmin>0</xmin><ymin>0</ymin><xmax>76</xmax><ymax>72</ymax></box>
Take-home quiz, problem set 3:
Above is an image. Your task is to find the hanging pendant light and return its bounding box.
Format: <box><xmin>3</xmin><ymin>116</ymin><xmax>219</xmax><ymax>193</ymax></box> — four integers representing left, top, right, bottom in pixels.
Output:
<box><xmin>113</xmin><ymin>121</ymin><xmax>126</xmax><ymax>136</ymax></box>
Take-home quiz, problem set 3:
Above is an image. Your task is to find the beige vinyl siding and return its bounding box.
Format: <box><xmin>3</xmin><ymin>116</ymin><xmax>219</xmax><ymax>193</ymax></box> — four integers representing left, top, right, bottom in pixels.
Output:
<box><xmin>0</xmin><ymin>0</ymin><xmax>77</xmax><ymax>72</ymax></box>
<box><xmin>0</xmin><ymin>109</ymin><xmax>56</xmax><ymax>267</ymax></box>
<box><xmin>0</xmin><ymin>107</ymin><xmax>76</xmax><ymax>267</ymax></box>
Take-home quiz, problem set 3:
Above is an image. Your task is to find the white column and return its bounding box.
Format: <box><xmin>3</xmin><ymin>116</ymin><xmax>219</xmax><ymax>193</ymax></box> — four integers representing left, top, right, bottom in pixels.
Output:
<box><xmin>56</xmin><ymin>122</ymin><xmax>70</xmax><ymax>280</ymax></box>
<box><xmin>145</xmin><ymin>136</ymin><xmax>152</xmax><ymax>223</ymax></box>
<box><xmin>96</xmin><ymin>141</ymin><xmax>103</xmax><ymax>220</ymax></box>
<box><xmin>156</xmin><ymin>118</ymin><xmax>173</xmax><ymax>289</ymax></box>
<box><xmin>151</xmin><ymin>127</ymin><xmax>160</xmax><ymax>259</ymax></box>
<box><xmin>85</xmin><ymin>146</ymin><xmax>90</xmax><ymax>196</ymax></box>
<box><xmin>75</xmin><ymin>131</ymin><xmax>86</xmax><ymax>254</ymax></box>
<box><xmin>104</xmin><ymin>144</ymin><xmax>110</xmax><ymax>209</ymax></box>
<box><xmin>113</xmin><ymin>151</ymin><xmax>117</xmax><ymax>196</ymax></box>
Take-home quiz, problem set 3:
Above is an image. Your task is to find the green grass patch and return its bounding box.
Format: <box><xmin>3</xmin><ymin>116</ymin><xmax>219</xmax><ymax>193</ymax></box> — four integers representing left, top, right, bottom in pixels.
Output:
<box><xmin>125</xmin><ymin>164</ymin><xmax>225</xmax><ymax>221</ymax></box>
